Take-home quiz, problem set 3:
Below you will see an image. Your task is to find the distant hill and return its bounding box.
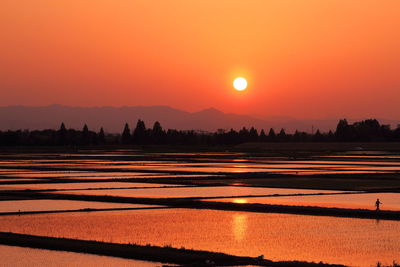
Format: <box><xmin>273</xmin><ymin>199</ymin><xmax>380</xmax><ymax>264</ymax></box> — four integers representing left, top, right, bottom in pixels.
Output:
<box><xmin>0</xmin><ymin>105</ymin><xmax>398</xmax><ymax>133</ymax></box>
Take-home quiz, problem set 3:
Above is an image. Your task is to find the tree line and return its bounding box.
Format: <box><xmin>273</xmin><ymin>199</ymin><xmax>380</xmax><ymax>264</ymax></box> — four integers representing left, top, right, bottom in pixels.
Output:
<box><xmin>1</xmin><ymin>119</ymin><xmax>399</xmax><ymax>146</ymax></box>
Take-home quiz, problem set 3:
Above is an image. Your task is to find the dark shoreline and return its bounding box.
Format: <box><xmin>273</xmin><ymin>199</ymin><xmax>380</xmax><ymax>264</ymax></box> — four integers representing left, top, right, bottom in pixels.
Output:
<box><xmin>0</xmin><ymin>232</ymin><xmax>345</xmax><ymax>266</ymax></box>
<box><xmin>2</xmin><ymin>142</ymin><xmax>400</xmax><ymax>152</ymax></box>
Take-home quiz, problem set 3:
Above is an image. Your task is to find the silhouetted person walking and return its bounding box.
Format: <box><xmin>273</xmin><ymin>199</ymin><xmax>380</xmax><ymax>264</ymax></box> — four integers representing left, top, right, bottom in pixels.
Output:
<box><xmin>375</xmin><ymin>198</ymin><xmax>382</xmax><ymax>211</ymax></box>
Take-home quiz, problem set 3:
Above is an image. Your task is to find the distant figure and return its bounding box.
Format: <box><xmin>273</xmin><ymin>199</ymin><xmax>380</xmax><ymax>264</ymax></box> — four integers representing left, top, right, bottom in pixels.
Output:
<box><xmin>375</xmin><ymin>198</ymin><xmax>382</xmax><ymax>211</ymax></box>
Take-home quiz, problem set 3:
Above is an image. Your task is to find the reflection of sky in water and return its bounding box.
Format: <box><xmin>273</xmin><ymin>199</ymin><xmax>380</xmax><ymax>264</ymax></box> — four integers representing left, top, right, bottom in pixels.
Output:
<box><xmin>232</xmin><ymin>214</ymin><xmax>247</xmax><ymax>241</ymax></box>
<box><xmin>1</xmin><ymin>151</ymin><xmax>400</xmax><ymax>267</ymax></box>
<box><xmin>0</xmin><ymin>182</ymin><xmax>186</xmax><ymax>191</ymax></box>
<box><xmin>0</xmin><ymin>199</ymin><xmax>160</xmax><ymax>213</ymax></box>
<box><xmin>232</xmin><ymin>199</ymin><xmax>248</xmax><ymax>204</ymax></box>
<box><xmin>57</xmin><ymin>186</ymin><xmax>343</xmax><ymax>198</ymax></box>
<box><xmin>0</xmin><ymin>245</ymin><xmax>159</xmax><ymax>267</ymax></box>
<box><xmin>0</xmin><ymin>209</ymin><xmax>398</xmax><ymax>267</ymax></box>
<box><xmin>2</xmin><ymin>155</ymin><xmax>400</xmax><ymax>175</ymax></box>
<box><xmin>209</xmin><ymin>193</ymin><xmax>400</xmax><ymax>211</ymax></box>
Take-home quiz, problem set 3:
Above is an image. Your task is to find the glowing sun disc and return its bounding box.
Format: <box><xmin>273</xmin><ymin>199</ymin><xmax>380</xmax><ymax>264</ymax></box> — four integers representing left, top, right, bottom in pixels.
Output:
<box><xmin>233</xmin><ymin>77</ymin><xmax>247</xmax><ymax>91</ymax></box>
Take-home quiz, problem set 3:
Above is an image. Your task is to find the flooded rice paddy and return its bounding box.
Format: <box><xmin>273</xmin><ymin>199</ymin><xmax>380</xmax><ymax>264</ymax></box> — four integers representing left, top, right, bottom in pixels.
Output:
<box><xmin>0</xmin><ymin>209</ymin><xmax>398</xmax><ymax>267</ymax></box>
<box><xmin>0</xmin><ymin>245</ymin><xmax>160</xmax><ymax>267</ymax></box>
<box><xmin>0</xmin><ymin>171</ymin><xmax>218</xmax><ymax>180</ymax></box>
<box><xmin>204</xmin><ymin>192</ymin><xmax>400</xmax><ymax>211</ymax></box>
<box><xmin>1</xmin><ymin>149</ymin><xmax>400</xmax><ymax>266</ymax></box>
<box><xmin>2</xmin><ymin>153</ymin><xmax>400</xmax><ymax>175</ymax></box>
<box><xmin>55</xmin><ymin>186</ymin><xmax>344</xmax><ymax>199</ymax></box>
<box><xmin>0</xmin><ymin>200</ymin><xmax>161</xmax><ymax>213</ymax></box>
<box><xmin>0</xmin><ymin>182</ymin><xmax>188</xmax><ymax>191</ymax></box>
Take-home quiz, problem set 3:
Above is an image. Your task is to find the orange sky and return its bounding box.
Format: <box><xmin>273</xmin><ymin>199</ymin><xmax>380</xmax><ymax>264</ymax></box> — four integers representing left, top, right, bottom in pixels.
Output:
<box><xmin>1</xmin><ymin>0</ymin><xmax>399</xmax><ymax>119</ymax></box>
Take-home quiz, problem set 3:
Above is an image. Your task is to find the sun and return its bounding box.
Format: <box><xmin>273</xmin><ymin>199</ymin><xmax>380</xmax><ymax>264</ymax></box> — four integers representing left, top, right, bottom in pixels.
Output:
<box><xmin>233</xmin><ymin>77</ymin><xmax>247</xmax><ymax>91</ymax></box>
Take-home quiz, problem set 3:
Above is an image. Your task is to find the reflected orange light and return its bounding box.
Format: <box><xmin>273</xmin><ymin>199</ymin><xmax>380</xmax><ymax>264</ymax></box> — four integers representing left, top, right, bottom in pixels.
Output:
<box><xmin>232</xmin><ymin>213</ymin><xmax>248</xmax><ymax>241</ymax></box>
<box><xmin>233</xmin><ymin>165</ymin><xmax>249</xmax><ymax>168</ymax></box>
<box><xmin>230</xmin><ymin>182</ymin><xmax>244</xmax><ymax>186</ymax></box>
<box><xmin>232</xmin><ymin>198</ymin><xmax>248</xmax><ymax>204</ymax></box>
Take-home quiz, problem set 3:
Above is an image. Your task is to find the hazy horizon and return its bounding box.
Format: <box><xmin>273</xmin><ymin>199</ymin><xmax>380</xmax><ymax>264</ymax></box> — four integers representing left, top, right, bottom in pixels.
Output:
<box><xmin>1</xmin><ymin>103</ymin><xmax>398</xmax><ymax>122</ymax></box>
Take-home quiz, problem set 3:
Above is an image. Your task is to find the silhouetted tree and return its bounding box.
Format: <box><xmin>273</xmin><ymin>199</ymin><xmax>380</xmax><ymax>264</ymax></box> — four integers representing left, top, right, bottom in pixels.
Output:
<box><xmin>259</xmin><ymin>129</ymin><xmax>267</xmax><ymax>142</ymax></box>
<box><xmin>249</xmin><ymin>127</ymin><xmax>258</xmax><ymax>142</ymax></box>
<box><xmin>277</xmin><ymin>128</ymin><xmax>287</xmax><ymax>141</ymax></box>
<box><xmin>83</xmin><ymin>124</ymin><xmax>89</xmax><ymax>133</ymax></box>
<box><xmin>58</xmin><ymin>122</ymin><xmax>67</xmax><ymax>145</ymax></box>
<box><xmin>224</xmin><ymin>129</ymin><xmax>240</xmax><ymax>145</ymax></box>
<box><xmin>82</xmin><ymin>124</ymin><xmax>90</xmax><ymax>145</ymax></box>
<box><xmin>2</xmin><ymin>118</ymin><xmax>399</xmax><ymax>147</ymax></box>
<box><xmin>353</xmin><ymin>119</ymin><xmax>381</xmax><ymax>141</ymax></box>
<box><xmin>238</xmin><ymin>127</ymin><xmax>250</xmax><ymax>142</ymax></box>
<box><xmin>313</xmin><ymin>129</ymin><xmax>324</xmax><ymax>142</ymax></box>
<box><xmin>268</xmin><ymin>128</ymin><xmax>276</xmax><ymax>141</ymax></box>
<box><xmin>335</xmin><ymin>119</ymin><xmax>351</xmax><ymax>141</ymax></box>
<box><xmin>133</xmin><ymin>119</ymin><xmax>148</xmax><ymax>144</ymax></box>
<box><xmin>327</xmin><ymin>130</ymin><xmax>335</xmax><ymax>142</ymax></box>
<box><xmin>98</xmin><ymin>127</ymin><xmax>106</xmax><ymax>144</ymax></box>
<box><xmin>166</xmin><ymin>129</ymin><xmax>179</xmax><ymax>145</ymax></box>
<box><xmin>121</xmin><ymin>123</ymin><xmax>131</xmax><ymax>144</ymax></box>
<box><xmin>293</xmin><ymin>130</ymin><xmax>301</xmax><ymax>142</ymax></box>
<box><xmin>335</xmin><ymin>118</ymin><xmax>392</xmax><ymax>142</ymax></box>
<box><xmin>394</xmin><ymin>125</ymin><xmax>400</xmax><ymax>141</ymax></box>
<box><xmin>151</xmin><ymin>121</ymin><xmax>166</xmax><ymax>144</ymax></box>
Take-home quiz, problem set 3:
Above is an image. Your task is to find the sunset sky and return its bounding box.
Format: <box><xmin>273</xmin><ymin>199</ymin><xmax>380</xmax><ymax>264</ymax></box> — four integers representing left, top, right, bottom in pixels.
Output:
<box><xmin>1</xmin><ymin>1</ymin><xmax>399</xmax><ymax>119</ymax></box>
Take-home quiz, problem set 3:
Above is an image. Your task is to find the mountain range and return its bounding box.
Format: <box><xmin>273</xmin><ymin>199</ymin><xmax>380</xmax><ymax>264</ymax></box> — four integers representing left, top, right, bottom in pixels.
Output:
<box><xmin>0</xmin><ymin>105</ymin><xmax>398</xmax><ymax>133</ymax></box>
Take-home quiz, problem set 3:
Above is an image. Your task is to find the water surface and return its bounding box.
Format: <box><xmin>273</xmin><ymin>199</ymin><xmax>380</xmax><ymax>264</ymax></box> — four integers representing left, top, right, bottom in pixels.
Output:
<box><xmin>0</xmin><ymin>182</ymin><xmax>186</xmax><ymax>191</ymax></box>
<box><xmin>0</xmin><ymin>245</ymin><xmax>160</xmax><ymax>267</ymax></box>
<box><xmin>0</xmin><ymin>209</ymin><xmax>398</xmax><ymax>266</ymax></box>
<box><xmin>0</xmin><ymin>200</ymin><xmax>161</xmax><ymax>213</ymax></box>
<box><xmin>57</xmin><ymin>186</ymin><xmax>343</xmax><ymax>199</ymax></box>
<box><xmin>3</xmin><ymin>156</ymin><xmax>400</xmax><ymax>175</ymax></box>
<box><xmin>204</xmin><ymin>192</ymin><xmax>400</xmax><ymax>211</ymax></box>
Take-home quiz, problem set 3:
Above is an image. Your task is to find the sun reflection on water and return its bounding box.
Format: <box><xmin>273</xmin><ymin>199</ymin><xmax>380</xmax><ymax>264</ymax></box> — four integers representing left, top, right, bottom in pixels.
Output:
<box><xmin>232</xmin><ymin>199</ymin><xmax>248</xmax><ymax>204</ymax></box>
<box><xmin>232</xmin><ymin>213</ymin><xmax>248</xmax><ymax>241</ymax></box>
